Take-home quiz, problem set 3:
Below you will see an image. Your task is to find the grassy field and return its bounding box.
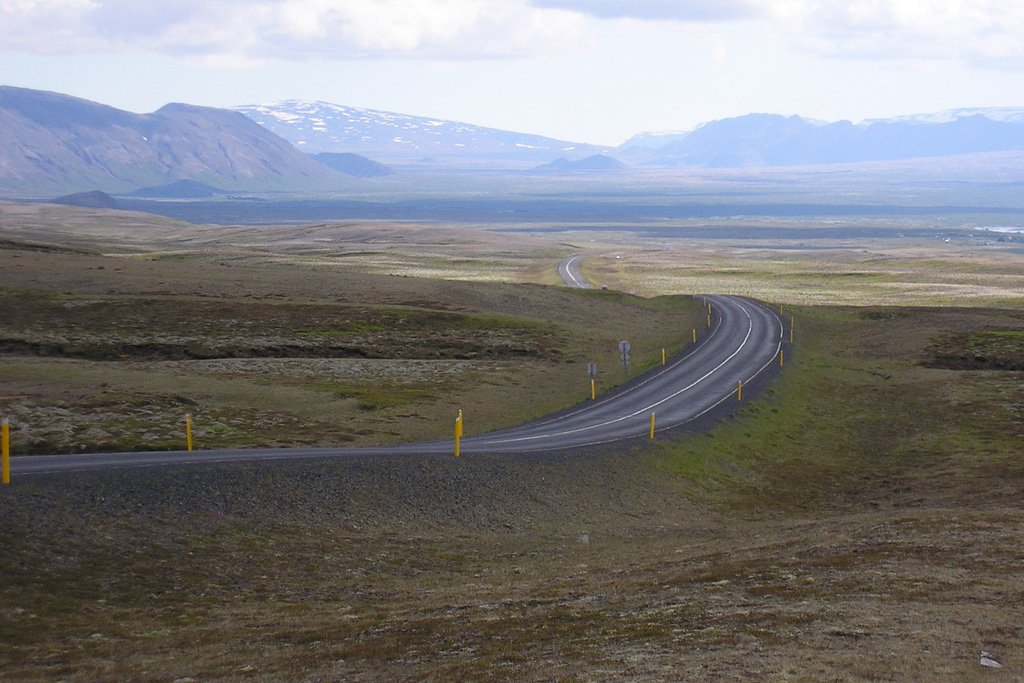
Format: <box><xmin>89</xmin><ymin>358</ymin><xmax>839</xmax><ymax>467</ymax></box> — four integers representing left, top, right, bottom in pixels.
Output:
<box><xmin>1</xmin><ymin>201</ymin><xmax>1023</xmax><ymax>680</ymax></box>
<box><xmin>2</xmin><ymin>303</ymin><xmax>1022</xmax><ymax>681</ymax></box>
<box><xmin>0</xmin><ymin>244</ymin><xmax>698</xmax><ymax>455</ymax></box>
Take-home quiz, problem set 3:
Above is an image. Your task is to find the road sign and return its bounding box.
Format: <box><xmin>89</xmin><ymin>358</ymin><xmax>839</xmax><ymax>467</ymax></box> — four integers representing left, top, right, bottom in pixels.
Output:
<box><xmin>588</xmin><ymin>363</ymin><xmax>597</xmax><ymax>379</ymax></box>
<box><xmin>618</xmin><ymin>340</ymin><xmax>631</xmax><ymax>353</ymax></box>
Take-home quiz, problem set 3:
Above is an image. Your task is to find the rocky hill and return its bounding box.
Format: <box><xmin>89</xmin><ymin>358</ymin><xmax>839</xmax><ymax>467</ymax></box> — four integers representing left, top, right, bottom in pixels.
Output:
<box><xmin>0</xmin><ymin>87</ymin><xmax>345</xmax><ymax>196</ymax></box>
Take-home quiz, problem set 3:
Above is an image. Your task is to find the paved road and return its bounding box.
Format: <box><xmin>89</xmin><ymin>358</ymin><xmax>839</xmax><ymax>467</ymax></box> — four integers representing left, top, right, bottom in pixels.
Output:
<box><xmin>10</xmin><ymin>295</ymin><xmax>783</xmax><ymax>476</ymax></box>
<box><xmin>558</xmin><ymin>255</ymin><xmax>593</xmax><ymax>289</ymax></box>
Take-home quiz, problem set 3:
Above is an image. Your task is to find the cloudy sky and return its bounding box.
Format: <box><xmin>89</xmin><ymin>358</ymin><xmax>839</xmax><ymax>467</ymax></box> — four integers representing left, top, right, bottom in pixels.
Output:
<box><xmin>2</xmin><ymin>0</ymin><xmax>1024</xmax><ymax>145</ymax></box>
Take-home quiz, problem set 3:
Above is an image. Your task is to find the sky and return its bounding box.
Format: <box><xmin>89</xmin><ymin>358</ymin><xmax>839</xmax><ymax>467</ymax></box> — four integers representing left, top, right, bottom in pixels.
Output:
<box><xmin>2</xmin><ymin>0</ymin><xmax>1024</xmax><ymax>146</ymax></box>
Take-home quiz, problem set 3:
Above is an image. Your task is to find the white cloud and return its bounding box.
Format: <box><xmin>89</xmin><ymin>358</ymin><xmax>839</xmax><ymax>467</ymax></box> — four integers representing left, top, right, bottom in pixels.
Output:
<box><xmin>536</xmin><ymin>0</ymin><xmax>1024</xmax><ymax>68</ymax></box>
<box><xmin>530</xmin><ymin>0</ymin><xmax>761</xmax><ymax>21</ymax></box>
<box><xmin>2</xmin><ymin>0</ymin><xmax>1024</xmax><ymax>70</ymax></box>
<box><xmin>771</xmin><ymin>0</ymin><xmax>1024</xmax><ymax>64</ymax></box>
<box><xmin>0</xmin><ymin>0</ymin><xmax>594</xmax><ymax>59</ymax></box>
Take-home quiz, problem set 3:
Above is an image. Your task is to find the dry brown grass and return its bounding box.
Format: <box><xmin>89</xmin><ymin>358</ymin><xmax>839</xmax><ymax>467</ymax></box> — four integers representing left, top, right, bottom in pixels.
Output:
<box><xmin>2</xmin><ymin>204</ymin><xmax>1024</xmax><ymax>680</ymax></box>
<box><xmin>0</xmin><ymin>246</ymin><xmax>698</xmax><ymax>454</ymax></box>
<box><xmin>2</xmin><ymin>303</ymin><xmax>1023</xmax><ymax>681</ymax></box>
<box><xmin>583</xmin><ymin>236</ymin><xmax>1024</xmax><ymax>308</ymax></box>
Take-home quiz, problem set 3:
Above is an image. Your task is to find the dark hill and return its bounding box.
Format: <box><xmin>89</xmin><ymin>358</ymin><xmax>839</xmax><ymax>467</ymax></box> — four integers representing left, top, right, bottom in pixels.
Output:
<box><xmin>0</xmin><ymin>87</ymin><xmax>347</xmax><ymax>196</ymax></box>
<box><xmin>534</xmin><ymin>154</ymin><xmax>626</xmax><ymax>173</ymax></box>
<box><xmin>312</xmin><ymin>153</ymin><xmax>393</xmax><ymax>177</ymax></box>
<box><xmin>50</xmin><ymin>190</ymin><xmax>120</xmax><ymax>209</ymax></box>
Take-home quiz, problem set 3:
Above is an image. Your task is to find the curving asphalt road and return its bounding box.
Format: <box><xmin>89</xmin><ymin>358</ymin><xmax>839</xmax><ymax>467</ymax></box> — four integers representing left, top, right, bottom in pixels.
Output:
<box><xmin>10</xmin><ymin>295</ymin><xmax>784</xmax><ymax>477</ymax></box>
<box><xmin>558</xmin><ymin>255</ymin><xmax>593</xmax><ymax>289</ymax></box>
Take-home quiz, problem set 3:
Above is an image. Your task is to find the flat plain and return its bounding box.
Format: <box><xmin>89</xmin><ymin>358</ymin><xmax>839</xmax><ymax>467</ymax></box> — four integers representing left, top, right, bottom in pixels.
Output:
<box><xmin>1</xmin><ymin>195</ymin><xmax>1023</xmax><ymax>681</ymax></box>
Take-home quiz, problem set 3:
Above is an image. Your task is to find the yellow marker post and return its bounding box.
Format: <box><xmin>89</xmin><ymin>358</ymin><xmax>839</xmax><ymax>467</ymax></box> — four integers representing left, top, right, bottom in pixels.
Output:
<box><xmin>707</xmin><ymin>314</ymin><xmax>711</xmax><ymax>328</ymax></box>
<box><xmin>454</xmin><ymin>409</ymin><xmax>463</xmax><ymax>457</ymax></box>
<box><xmin>591</xmin><ymin>379</ymin><xmax>596</xmax><ymax>401</ymax></box>
<box><xmin>650</xmin><ymin>413</ymin><xmax>656</xmax><ymax>440</ymax></box>
<box><xmin>662</xmin><ymin>348</ymin><xmax>666</xmax><ymax>365</ymax></box>
<box><xmin>790</xmin><ymin>316</ymin><xmax>795</xmax><ymax>344</ymax></box>
<box><xmin>692</xmin><ymin>328</ymin><xmax>697</xmax><ymax>343</ymax></box>
<box><xmin>737</xmin><ymin>380</ymin><xmax>743</xmax><ymax>401</ymax></box>
<box><xmin>780</xmin><ymin>349</ymin><xmax>784</xmax><ymax>367</ymax></box>
<box><xmin>2</xmin><ymin>419</ymin><xmax>9</xmax><ymax>485</ymax></box>
<box><xmin>186</xmin><ymin>414</ymin><xmax>193</xmax><ymax>452</ymax></box>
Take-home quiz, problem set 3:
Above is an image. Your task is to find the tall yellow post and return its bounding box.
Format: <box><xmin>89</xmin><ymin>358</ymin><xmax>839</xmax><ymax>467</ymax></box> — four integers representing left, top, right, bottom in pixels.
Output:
<box><xmin>737</xmin><ymin>380</ymin><xmax>743</xmax><ymax>401</ymax></box>
<box><xmin>662</xmin><ymin>348</ymin><xmax>666</xmax><ymax>365</ymax></box>
<box><xmin>692</xmin><ymin>328</ymin><xmax>697</xmax><ymax>343</ymax></box>
<box><xmin>780</xmin><ymin>349</ymin><xmax>784</xmax><ymax>367</ymax></box>
<box><xmin>790</xmin><ymin>316</ymin><xmax>795</xmax><ymax>344</ymax></box>
<box><xmin>454</xmin><ymin>409</ymin><xmax>463</xmax><ymax>457</ymax></box>
<box><xmin>707</xmin><ymin>314</ymin><xmax>711</xmax><ymax>328</ymax></box>
<box><xmin>650</xmin><ymin>413</ymin><xmax>656</xmax><ymax>440</ymax></box>
<box><xmin>186</xmin><ymin>414</ymin><xmax>193</xmax><ymax>452</ymax></box>
<box><xmin>591</xmin><ymin>379</ymin><xmax>596</xmax><ymax>401</ymax></box>
<box><xmin>2</xmin><ymin>419</ymin><xmax>9</xmax><ymax>485</ymax></box>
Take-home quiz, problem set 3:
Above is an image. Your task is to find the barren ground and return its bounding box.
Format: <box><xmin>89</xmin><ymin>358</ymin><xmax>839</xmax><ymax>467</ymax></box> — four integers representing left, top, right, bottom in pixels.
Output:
<box><xmin>1</xmin><ymin>204</ymin><xmax>1023</xmax><ymax>681</ymax></box>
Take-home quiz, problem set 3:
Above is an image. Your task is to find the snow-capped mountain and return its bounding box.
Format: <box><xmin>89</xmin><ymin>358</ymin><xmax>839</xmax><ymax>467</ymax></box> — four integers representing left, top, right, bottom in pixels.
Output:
<box><xmin>865</xmin><ymin>107</ymin><xmax>1024</xmax><ymax>125</ymax></box>
<box><xmin>234</xmin><ymin>100</ymin><xmax>608</xmax><ymax>167</ymax></box>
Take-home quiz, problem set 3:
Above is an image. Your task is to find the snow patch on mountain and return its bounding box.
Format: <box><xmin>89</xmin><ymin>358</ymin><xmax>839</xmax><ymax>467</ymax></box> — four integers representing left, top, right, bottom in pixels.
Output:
<box><xmin>234</xmin><ymin>100</ymin><xmax>606</xmax><ymax>167</ymax></box>
<box><xmin>865</xmin><ymin>108</ymin><xmax>1024</xmax><ymax>125</ymax></box>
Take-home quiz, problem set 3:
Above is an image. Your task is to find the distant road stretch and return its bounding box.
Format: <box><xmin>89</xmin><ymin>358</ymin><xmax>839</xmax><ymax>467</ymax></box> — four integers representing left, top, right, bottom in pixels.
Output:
<box><xmin>558</xmin><ymin>255</ymin><xmax>593</xmax><ymax>289</ymax></box>
<box><xmin>12</xmin><ymin>295</ymin><xmax>784</xmax><ymax>477</ymax></box>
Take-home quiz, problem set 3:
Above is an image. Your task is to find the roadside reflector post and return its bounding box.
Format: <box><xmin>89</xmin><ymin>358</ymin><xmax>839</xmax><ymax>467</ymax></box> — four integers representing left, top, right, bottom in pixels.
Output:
<box><xmin>707</xmin><ymin>314</ymin><xmax>712</xmax><ymax>328</ymax></box>
<box><xmin>790</xmin><ymin>316</ymin><xmax>795</xmax><ymax>344</ymax></box>
<box><xmin>737</xmin><ymin>380</ymin><xmax>743</xmax><ymax>401</ymax></box>
<box><xmin>692</xmin><ymin>328</ymin><xmax>697</xmax><ymax>343</ymax></box>
<box><xmin>650</xmin><ymin>413</ymin><xmax>656</xmax><ymax>440</ymax></box>
<box><xmin>619</xmin><ymin>341</ymin><xmax>631</xmax><ymax>382</ymax></box>
<box><xmin>186</xmin><ymin>414</ymin><xmax>194</xmax><ymax>452</ymax></box>
<box><xmin>591</xmin><ymin>379</ymin><xmax>596</xmax><ymax>401</ymax></box>
<box><xmin>454</xmin><ymin>409</ymin><xmax>463</xmax><ymax>457</ymax></box>
<box><xmin>780</xmin><ymin>349</ymin><xmax>785</xmax><ymax>367</ymax></box>
<box><xmin>2</xmin><ymin>419</ymin><xmax>9</xmax><ymax>485</ymax></box>
<box><xmin>662</xmin><ymin>348</ymin><xmax>666</xmax><ymax>365</ymax></box>
<box><xmin>588</xmin><ymin>362</ymin><xmax>597</xmax><ymax>400</ymax></box>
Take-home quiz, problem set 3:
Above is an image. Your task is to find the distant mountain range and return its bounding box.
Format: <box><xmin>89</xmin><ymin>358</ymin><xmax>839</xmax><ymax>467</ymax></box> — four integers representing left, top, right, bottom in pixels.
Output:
<box><xmin>3</xmin><ymin>85</ymin><xmax>1024</xmax><ymax>198</ymax></box>
<box><xmin>619</xmin><ymin>110</ymin><xmax>1024</xmax><ymax>167</ymax></box>
<box><xmin>233</xmin><ymin>100</ymin><xmax>609</xmax><ymax>167</ymax></box>
<box><xmin>237</xmin><ymin>99</ymin><xmax>1024</xmax><ymax>171</ymax></box>
<box><xmin>0</xmin><ymin>86</ymin><xmax>342</xmax><ymax>195</ymax></box>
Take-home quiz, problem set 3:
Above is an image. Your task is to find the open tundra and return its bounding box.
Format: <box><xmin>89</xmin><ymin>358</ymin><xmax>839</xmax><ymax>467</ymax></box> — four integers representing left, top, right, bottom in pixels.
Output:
<box><xmin>1</xmin><ymin>203</ymin><xmax>1023</xmax><ymax>680</ymax></box>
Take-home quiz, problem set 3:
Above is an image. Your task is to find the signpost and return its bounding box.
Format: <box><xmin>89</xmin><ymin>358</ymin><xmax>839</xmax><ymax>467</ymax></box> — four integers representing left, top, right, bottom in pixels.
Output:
<box><xmin>619</xmin><ymin>341</ymin><xmax>630</xmax><ymax>380</ymax></box>
<box><xmin>588</xmin><ymin>363</ymin><xmax>597</xmax><ymax>400</ymax></box>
